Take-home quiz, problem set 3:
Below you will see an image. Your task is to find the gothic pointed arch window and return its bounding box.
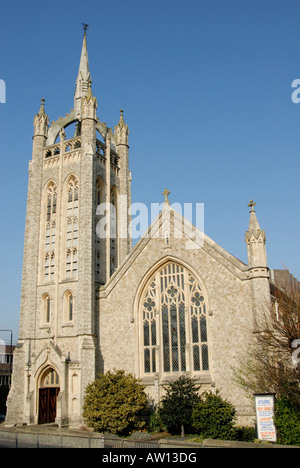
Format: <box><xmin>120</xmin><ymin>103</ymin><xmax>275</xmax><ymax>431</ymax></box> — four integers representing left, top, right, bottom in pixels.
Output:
<box><xmin>65</xmin><ymin>176</ymin><xmax>79</xmax><ymax>278</ymax></box>
<box><xmin>95</xmin><ymin>177</ymin><xmax>105</xmax><ymax>282</ymax></box>
<box><xmin>63</xmin><ymin>290</ymin><xmax>74</xmax><ymax>322</ymax></box>
<box><xmin>41</xmin><ymin>293</ymin><xmax>51</xmax><ymax>324</ymax></box>
<box><xmin>110</xmin><ymin>185</ymin><xmax>118</xmax><ymax>275</ymax></box>
<box><xmin>44</xmin><ymin>182</ymin><xmax>57</xmax><ymax>282</ymax></box>
<box><xmin>141</xmin><ymin>262</ymin><xmax>209</xmax><ymax>376</ymax></box>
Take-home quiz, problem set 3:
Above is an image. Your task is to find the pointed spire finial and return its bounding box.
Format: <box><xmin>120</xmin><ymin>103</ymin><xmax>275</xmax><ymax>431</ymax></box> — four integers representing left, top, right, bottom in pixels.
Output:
<box><xmin>162</xmin><ymin>188</ymin><xmax>170</xmax><ymax>205</ymax></box>
<box><xmin>38</xmin><ymin>98</ymin><xmax>46</xmax><ymax>116</ymax></box>
<box><xmin>82</xmin><ymin>23</ymin><xmax>89</xmax><ymax>34</ymax></box>
<box><xmin>119</xmin><ymin>108</ymin><xmax>125</xmax><ymax>123</ymax></box>
<box><xmin>247</xmin><ymin>199</ymin><xmax>261</xmax><ymax>232</ymax></box>
<box><xmin>74</xmin><ymin>27</ymin><xmax>92</xmax><ymax>114</ymax></box>
<box><xmin>248</xmin><ymin>199</ymin><xmax>256</xmax><ymax>213</ymax></box>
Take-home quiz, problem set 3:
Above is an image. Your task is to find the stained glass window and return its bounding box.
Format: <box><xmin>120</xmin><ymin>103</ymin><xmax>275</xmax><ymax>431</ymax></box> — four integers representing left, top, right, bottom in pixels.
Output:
<box><xmin>141</xmin><ymin>262</ymin><xmax>209</xmax><ymax>375</ymax></box>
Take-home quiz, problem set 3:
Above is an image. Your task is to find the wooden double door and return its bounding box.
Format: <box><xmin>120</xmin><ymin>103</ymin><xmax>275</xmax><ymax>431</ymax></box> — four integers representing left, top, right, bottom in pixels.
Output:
<box><xmin>38</xmin><ymin>387</ymin><xmax>60</xmax><ymax>424</ymax></box>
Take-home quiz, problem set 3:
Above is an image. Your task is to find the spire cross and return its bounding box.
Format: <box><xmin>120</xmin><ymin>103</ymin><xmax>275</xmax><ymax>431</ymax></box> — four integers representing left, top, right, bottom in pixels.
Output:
<box><xmin>162</xmin><ymin>188</ymin><xmax>170</xmax><ymax>205</ymax></box>
<box><xmin>248</xmin><ymin>200</ymin><xmax>256</xmax><ymax>212</ymax></box>
<box><xmin>82</xmin><ymin>23</ymin><xmax>89</xmax><ymax>34</ymax></box>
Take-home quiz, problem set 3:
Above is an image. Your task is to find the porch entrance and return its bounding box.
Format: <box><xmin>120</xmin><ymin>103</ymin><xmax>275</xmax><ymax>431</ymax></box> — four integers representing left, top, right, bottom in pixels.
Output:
<box><xmin>38</xmin><ymin>368</ymin><xmax>60</xmax><ymax>424</ymax></box>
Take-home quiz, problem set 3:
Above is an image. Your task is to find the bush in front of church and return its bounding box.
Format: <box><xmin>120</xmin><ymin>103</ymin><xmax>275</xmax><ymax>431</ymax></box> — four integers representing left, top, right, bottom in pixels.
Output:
<box><xmin>83</xmin><ymin>370</ymin><xmax>149</xmax><ymax>436</ymax></box>
<box><xmin>192</xmin><ymin>390</ymin><xmax>237</xmax><ymax>440</ymax></box>
<box><xmin>157</xmin><ymin>375</ymin><xmax>201</xmax><ymax>436</ymax></box>
<box><xmin>274</xmin><ymin>392</ymin><xmax>300</xmax><ymax>446</ymax></box>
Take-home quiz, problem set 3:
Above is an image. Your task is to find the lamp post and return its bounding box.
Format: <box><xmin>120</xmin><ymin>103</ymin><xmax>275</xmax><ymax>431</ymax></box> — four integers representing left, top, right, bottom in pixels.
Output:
<box><xmin>0</xmin><ymin>330</ymin><xmax>13</xmax><ymax>386</ymax></box>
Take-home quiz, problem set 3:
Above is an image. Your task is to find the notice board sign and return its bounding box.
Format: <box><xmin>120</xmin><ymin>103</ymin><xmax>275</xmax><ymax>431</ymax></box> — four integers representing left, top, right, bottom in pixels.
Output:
<box><xmin>254</xmin><ymin>394</ymin><xmax>277</xmax><ymax>442</ymax></box>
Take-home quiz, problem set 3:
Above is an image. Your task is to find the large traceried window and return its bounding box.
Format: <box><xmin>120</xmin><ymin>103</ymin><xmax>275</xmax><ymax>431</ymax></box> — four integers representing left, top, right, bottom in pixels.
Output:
<box><xmin>141</xmin><ymin>262</ymin><xmax>209</xmax><ymax>376</ymax></box>
<box><xmin>44</xmin><ymin>182</ymin><xmax>57</xmax><ymax>282</ymax></box>
<box><xmin>65</xmin><ymin>176</ymin><xmax>79</xmax><ymax>278</ymax></box>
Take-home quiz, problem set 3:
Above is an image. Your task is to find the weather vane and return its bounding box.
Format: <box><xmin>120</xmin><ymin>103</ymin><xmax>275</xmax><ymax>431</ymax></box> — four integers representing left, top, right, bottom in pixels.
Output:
<box><xmin>82</xmin><ymin>23</ymin><xmax>89</xmax><ymax>33</ymax></box>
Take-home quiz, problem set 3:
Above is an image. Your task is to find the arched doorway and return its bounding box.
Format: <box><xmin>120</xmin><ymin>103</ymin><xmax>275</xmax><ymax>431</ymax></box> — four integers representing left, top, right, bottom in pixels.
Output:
<box><xmin>38</xmin><ymin>367</ymin><xmax>60</xmax><ymax>424</ymax></box>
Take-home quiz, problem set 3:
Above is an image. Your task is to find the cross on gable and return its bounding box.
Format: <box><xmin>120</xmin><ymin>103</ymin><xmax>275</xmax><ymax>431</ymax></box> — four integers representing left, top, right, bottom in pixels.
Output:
<box><xmin>162</xmin><ymin>188</ymin><xmax>170</xmax><ymax>205</ymax></box>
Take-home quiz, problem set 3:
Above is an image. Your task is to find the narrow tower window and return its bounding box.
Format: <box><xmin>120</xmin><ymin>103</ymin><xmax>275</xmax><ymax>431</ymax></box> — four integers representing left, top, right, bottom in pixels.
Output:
<box><xmin>42</xmin><ymin>294</ymin><xmax>51</xmax><ymax>324</ymax></box>
<box><xmin>65</xmin><ymin>176</ymin><xmax>79</xmax><ymax>278</ymax></box>
<box><xmin>44</xmin><ymin>182</ymin><xmax>57</xmax><ymax>282</ymax></box>
<box><xmin>95</xmin><ymin>177</ymin><xmax>105</xmax><ymax>282</ymax></box>
<box><xmin>110</xmin><ymin>186</ymin><xmax>118</xmax><ymax>275</ymax></box>
<box><xmin>64</xmin><ymin>290</ymin><xmax>74</xmax><ymax>322</ymax></box>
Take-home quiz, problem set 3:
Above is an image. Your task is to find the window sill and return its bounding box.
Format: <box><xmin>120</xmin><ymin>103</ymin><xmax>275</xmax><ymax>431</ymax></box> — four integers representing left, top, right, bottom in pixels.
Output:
<box><xmin>141</xmin><ymin>372</ymin><xmax>212</xmax><ymax>385</ymax></box>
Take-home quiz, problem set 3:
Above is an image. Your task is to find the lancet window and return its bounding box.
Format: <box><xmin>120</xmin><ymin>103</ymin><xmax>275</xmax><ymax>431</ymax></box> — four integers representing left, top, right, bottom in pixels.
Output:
<box><xmin>95</xmin><ymin>177</ymin><xmax>105</xmax><ymax>282</ymax></box>
<box><xmin>44</xmin><ymin>182</ymin><xmax>57</xmax><ymax>282</ymax></box>
<box><xmin>64</xmin><ymin>290</ymin><xmax>74</xmax><ymax>322</ymax></box>
<box><xmin>110</xmin><ymin>186</ymin><xmax>118</xmax><ymax>275</ymax></box>
<box><xmin>65</xmin><ymin>176</ymin><xmax>79</xmax><ymax>278</ymax></box>
<box><xmin>42</xmin><ymin>294</ymin><xmax>51</xmax><ymax>324</ymax></box>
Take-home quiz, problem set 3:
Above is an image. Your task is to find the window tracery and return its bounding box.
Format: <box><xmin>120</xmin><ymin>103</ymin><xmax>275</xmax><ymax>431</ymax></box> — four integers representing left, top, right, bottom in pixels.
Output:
<box><xmin>44</xmin><ymin>182</ymin><xmax>57</xmax><ymax>282</ymax></box>
<box><xmin>110</xmin><ymin>186</ymin><xmax>118</xmax><ymax>275</ymax></box>
<box><xmin>40</xmin><ymin>368</ymin><xmax>59</xmax><ymax>388</ymax></box>
<box><xmin>95</xmin><ymin>178</ymin><xmax>105</xmax><ymax>282</ymax></box>
<box><xmin>65</xmin><ymin>176</ymin><xmax>79</xmax><ymax>278</ymax></box>
<box><xmin>141</xmin><ymin>262</ymin><xmax>209</xmax><ymax>376</ymax></box>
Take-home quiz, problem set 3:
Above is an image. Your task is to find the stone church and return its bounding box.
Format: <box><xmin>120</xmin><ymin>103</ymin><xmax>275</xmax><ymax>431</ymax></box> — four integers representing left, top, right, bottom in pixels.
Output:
<box><xmin>6</xmin><ymin>31</ymin><xmax>273</xmax><ymax>427</ymax></box>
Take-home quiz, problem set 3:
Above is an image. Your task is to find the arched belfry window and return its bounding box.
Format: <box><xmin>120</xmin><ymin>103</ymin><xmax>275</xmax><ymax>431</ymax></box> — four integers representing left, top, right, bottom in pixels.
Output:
<box><xmin>65</xmin><ymin>176</ymin><xmax>79</xmax><ymax>278</ymax></box>
<box><xmin>141</xmin><ymin>262</ymin><xmax>209</xmax><ymax>376</ymax></box>
<box><xmin>110</xmin><ymin>185</ymin><xmax>118</xmax><ymax>274</ymax></box>
<box><xmin>44</xmin><ymin>182</ymin><xmax>57</xmax><ymax>282</ymax></box>
<box><xmin>95</xmin><ymin>177</ymin><xmax>105</xmax><ymax>282</ymax></box>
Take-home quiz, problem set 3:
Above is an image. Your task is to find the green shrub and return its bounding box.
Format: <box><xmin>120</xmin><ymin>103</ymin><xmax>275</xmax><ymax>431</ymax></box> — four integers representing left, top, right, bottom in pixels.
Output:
<box><xmin>83</xmin><ymin>370</ymin><xmax>148</xmax><ymax>436</ymax></box>
<box><xmin>274</xmin><ymin>397</ymin><xmax>300</xmax><ymax>446</ymax></box>
<box><xmin>234</xmin><ymin>425</ymin><xmax>256</xmax><ymax>442</ymax></box>
<box><xmin>192</xmin><ymin>390</ymin><xmax>237</xmax><ymax>440</ymax></box>
<box><xmin>158</xmin><ymin>376</ymin><xmax>201</xmax><ymax>436</ymax></box>
<box><xmin>148</xmin><ymin>409</ymin><xmax>164</xmax><ymax>433</ymax></box>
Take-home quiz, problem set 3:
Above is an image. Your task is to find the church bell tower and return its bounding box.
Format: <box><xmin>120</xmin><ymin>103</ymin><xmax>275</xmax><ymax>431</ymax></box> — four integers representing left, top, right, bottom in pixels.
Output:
<box><xmin>6</xmin><ymin>28</ymin><xmax>131</xmax><ymax>427</ymax></box>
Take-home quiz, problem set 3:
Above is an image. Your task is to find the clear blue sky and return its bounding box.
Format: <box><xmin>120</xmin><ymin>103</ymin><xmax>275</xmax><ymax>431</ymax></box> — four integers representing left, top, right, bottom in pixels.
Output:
<box><xmin>0</xmin><ymin>0</ymin><xmax>300</xmax><ymax>341</ymax></box>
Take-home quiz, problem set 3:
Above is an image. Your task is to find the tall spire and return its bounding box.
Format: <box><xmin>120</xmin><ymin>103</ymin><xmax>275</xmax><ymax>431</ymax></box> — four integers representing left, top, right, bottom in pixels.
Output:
<box><xmin>74</xmin><ymin>26</ymin><xmax>91</xmax><ymax>115</ymax></box>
